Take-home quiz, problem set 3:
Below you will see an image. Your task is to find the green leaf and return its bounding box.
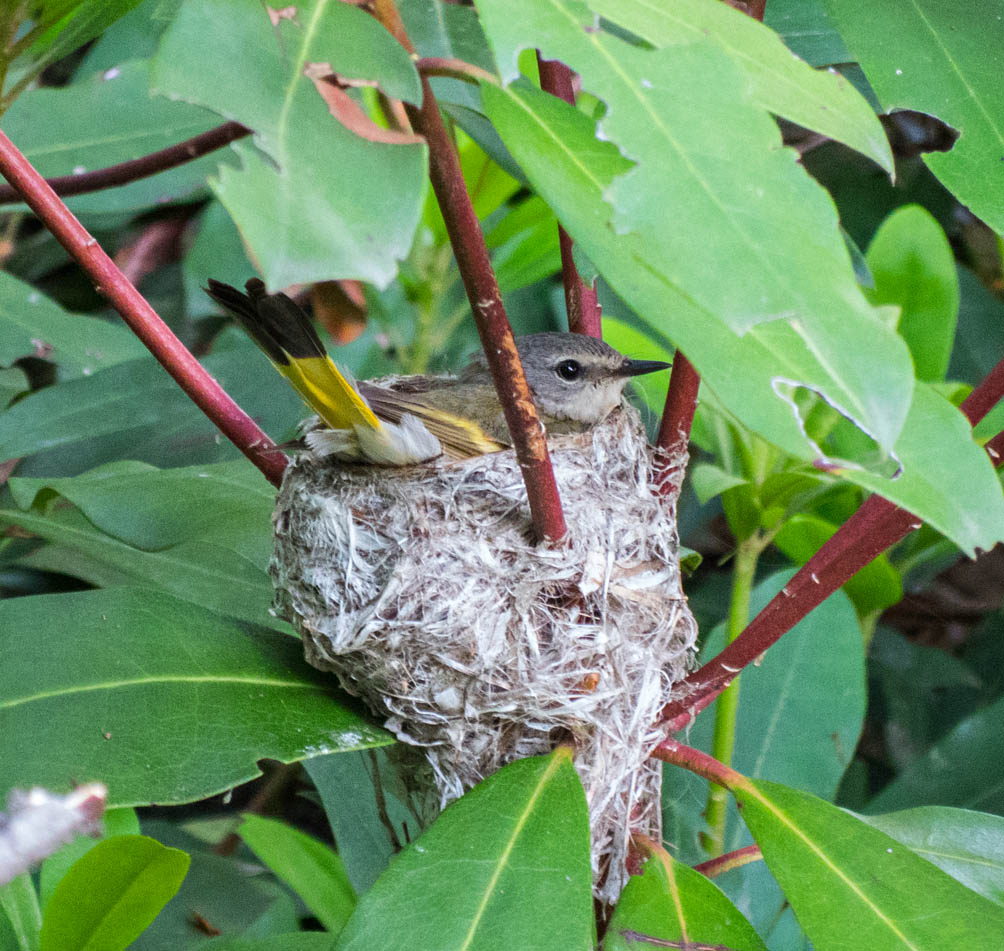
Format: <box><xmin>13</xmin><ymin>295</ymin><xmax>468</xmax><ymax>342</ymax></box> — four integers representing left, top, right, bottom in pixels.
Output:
<box><xmin>866</xmin><ymin>205</ymin><xmax>959</xmax><ymax>382</ymax></box>
<box><xmin>199</xmin><ymin>936</ymin><xmax>337</xmax><ymax>951</ymax></box>
<box><xmin>0</xmin><ymin>876</ymin><xmax>41</xmax><ymax>951</ymax></box>
<box><xmin>151</xmin><ymin>0</ymin><xmax>426</xmax><ymax>289</ymax></box>
<box><xmin>605</xmin><ymin>840</ymin><xmax>767</xmax><ymax>951</ymax></box>
<box><xmin>0</xmin><ymin>272</ymin><xmax>146</xmax><ymax>379</ymax></box>
<box><xmin>305</xmin><ymin>751</ymin><xmax>417</xmax><ymax>895</ymax></box>
<box><xmin>736</xmin><ymin>778</ymin><xmax>1004</xmax><ymax>950</ymax></box>
<box><xmin>478</xmin><ymin>79</ymin><xmax>912</xmax><ymax>463</ymax></box>
<box><xmin>764</xmin><ymin>0</ymin><xmax>851</xmax><ymax>66</ymax></box>
<box><xmin>823</xmin><ymin>0</ymin><xmax>1004</xmax><ymax>236</ymax></box>
<box><xmin>239</xmin><ymin>815</ymin><xmax>355</xmax><ymax>935</ymax></box>
<box><xmin>689</xmin><ymin>463</ymin><xmax>750</xmax><ymax>505</ymax></box>
<box><xmin>2</xmin><ymin>60</ymin><xmax>227</xmax><ymax>215</ymax></box>
<box><xmin>10</xmin><ymin>459</ymin><xmax>274</xmax><ymax>557</ymax></box>
<box><xmin>334</xmin><ymin>751</ymin><xmax>593</xmax><ymax>951</ymax></box>
<box><xmin>38</xmin><ymin>835</ymin><xmax>188</xmax><ymax>951</ymax></box>
<box><xmin>864</xmin><ymin>807</ymin><xmax>1004</xmax><ymax>906</ymax></box>
<box><xmin>0</xmin><ymin>505</ymin><xmax>275</xmax><ymax>627</ymax></box>
<box><xmin>0</xmin><ymin>588</ymin><xmax>390</xmax><ymax>807</ymax></box>
<box><xmin>774</xmin><ymin>513</ymin><xmax>902</xmax><ymax>618</ymax></box>
<box><xmin>587</xmin><ymin>0</ymin><xmax>892</xmax><ymax>173</ymax></box>
<box><xmin>867</xmin><ymin>693</ymin><xmax>1004</xmax><ymax>815</ymax></box>
<box><xmin>39</xmin><ymin>809</ymin><xmax>141</xmax><ymax>910</ymax></box>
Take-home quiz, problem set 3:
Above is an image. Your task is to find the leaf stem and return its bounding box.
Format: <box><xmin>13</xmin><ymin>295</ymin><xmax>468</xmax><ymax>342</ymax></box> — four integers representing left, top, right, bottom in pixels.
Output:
<box><xmin>0</xmin><ymin>128</ymin><xmax>286</xmax><ymax>487</ymax></box>
<box><xmin>0</xmin><ymin>121</ymin><xmax>251</xmax><ymax>205</ymax></box>
<box><xmin>702</xmin><ymin>533</ymin><xmax>763</xmax><ymax>855</ymax></box>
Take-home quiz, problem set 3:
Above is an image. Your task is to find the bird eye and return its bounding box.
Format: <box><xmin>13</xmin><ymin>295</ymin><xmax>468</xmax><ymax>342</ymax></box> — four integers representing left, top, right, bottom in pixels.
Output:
<box><xmin>555</xmin><ymin>359</ymin><xmax>582</xmax><ymax>382</ymax></box>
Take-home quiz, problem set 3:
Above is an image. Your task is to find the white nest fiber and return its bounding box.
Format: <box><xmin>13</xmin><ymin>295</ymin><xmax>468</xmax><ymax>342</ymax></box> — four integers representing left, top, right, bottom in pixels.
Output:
<box><xmin>271</xmin><ymin>404</ymin><xmax>697</xmax><ymax>901</ymax></box>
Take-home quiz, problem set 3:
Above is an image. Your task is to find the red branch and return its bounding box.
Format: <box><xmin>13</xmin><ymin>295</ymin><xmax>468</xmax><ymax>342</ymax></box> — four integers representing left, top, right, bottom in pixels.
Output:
<box><xmin>376</xmin><ymin>6</ymin><xmax>566</xmax><ymax>542</ymax></box>
<box><xmin>655</xmin><ymin>352</ymin><xmax>700</xmax><ymax>495</ymax></box>
<box><xmin>0</xmin><ymin>129</ymin><xmax>286</xmax><ymax>487</ymax></box>
<box><xmin>0</xmin><ymin>121</ymin><xmax>250</xmax><ymax>206</ymax></box>
<box><xmin>536</xmin><ymin>54</ymin><xmax>603</xmax><ymax>339</ymax></box>
<box><xmin>692</xmin><ymin>844</ymin><xmax>762</xmax><ymax>879</ymax></box>
<box><xmin>651</xmin><ymin>739</ymin><xmax>743</xmax><ymax>788</ymax></box>
<box><xmin>659</xmin><ymin>355</ymin><xmax>1004</xmax><ymax>733</ymax></box>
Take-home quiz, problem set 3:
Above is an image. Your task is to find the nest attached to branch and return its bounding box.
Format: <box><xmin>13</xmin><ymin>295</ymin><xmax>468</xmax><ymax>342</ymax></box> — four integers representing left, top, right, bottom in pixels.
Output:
<box><xmin>271</xmin><ymin>404</ymin><xmax>697</xmax><ymax>902</ymax></box>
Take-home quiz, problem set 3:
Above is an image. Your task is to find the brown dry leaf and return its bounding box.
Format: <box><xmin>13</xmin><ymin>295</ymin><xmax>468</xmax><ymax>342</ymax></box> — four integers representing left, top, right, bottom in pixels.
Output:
<box><xmin>311</xmin><ymin>280</ymin><xmax>368</xmax><ymax>344</ymax></box>
<box><xmin>304</xmin><ymin>63</ymin><xmax>423</xmax><ymax>145</ymax></box>
<box><xmin>267</xmin><ymin>6</ymin><xmax>297</xmax><ymax>26</ymax></box>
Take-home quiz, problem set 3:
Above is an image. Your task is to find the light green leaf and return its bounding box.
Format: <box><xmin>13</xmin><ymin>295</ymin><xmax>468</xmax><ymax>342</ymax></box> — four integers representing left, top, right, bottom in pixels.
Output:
<box><xmin>823</xmin><ymin>0</ymin><xmax>1004</xmax><ymax>236</ymax></box>
<box><xmin>588</xmin><ymin>0</ymin><xmax>892</xmax><ymax>173</ymax></box>
<box><xmin>239</xmin><ymin>816</ymin><xmax>355</xmax><ymax>935</ymax></box>
<box><xmin>38</xmin><ymin>836</ymin><xmax>188</xmax><ymax>951</ymax></box>
<box><xmin>866</xmin><ymin>205</ymin><xmax>959</xmax><ymax>382</ymax></box>
<box><xmin>737</xmin><ymin>779</ymin><xmax>1004</xmax><ymax>950</ymax></box>
<box><xmin>689</xmin><ymin>463</ymin><xmax>750</xmax><ymax>505</ymax></box>
<box><xmin>151</xmin><ymin>0</ymin><xmax>426</xmax><ymax>289</ymax></box>
<box><xmin>334</xmin><ymin>751</ymin><xmax>593</xmax><ymax>951</ymax></box>
<box><xmin>605</xmin><ymin>840</ymin><xmax>767</xmax><ymax>951</ymax></box>
<box><xmin>0</xmin><ymin>272</ymin><xmax>146</xmax><ymax>379</ymax></box>
<box><xmin>0</xmin><ymin>588</ymin><xmax>390</xmax><ymax>807</ymax></box>
<box><xmin>479</xmin><ymin>76</ymin><xmax>912</xmax><ymax>459</ymax></box>
<box><xmin>864</xmin><ymin>807</ymin><xmax>1004</xmax><ymax>906</ymax></box>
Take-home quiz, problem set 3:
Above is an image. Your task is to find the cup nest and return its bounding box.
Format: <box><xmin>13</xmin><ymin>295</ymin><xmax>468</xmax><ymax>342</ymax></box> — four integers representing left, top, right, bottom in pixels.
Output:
<box><xmin>271</xmin><ymin>404</ymin><xmax>697</xmax><ymax>901</ymax></box>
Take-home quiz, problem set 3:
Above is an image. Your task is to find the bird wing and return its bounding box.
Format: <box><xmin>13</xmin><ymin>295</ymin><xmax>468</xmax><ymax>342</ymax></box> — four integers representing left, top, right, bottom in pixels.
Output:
<box><xmin>358</xmin><ymin>382</ymin><xmax>508</xmax><ymax>459</ymax></box>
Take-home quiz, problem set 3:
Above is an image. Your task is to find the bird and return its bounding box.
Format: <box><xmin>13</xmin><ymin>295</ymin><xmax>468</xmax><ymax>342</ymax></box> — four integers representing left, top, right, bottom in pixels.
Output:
<box><xmin>205</xmin><ymin>278</ymin><xmax>670</xmax><ymax>465</ymax></box>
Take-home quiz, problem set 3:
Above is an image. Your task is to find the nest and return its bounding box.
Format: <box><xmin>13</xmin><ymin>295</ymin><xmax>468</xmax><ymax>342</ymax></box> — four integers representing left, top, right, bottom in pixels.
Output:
<box><xmin>271</xmin><ymin>404</ymin><xmax>697</xmax><ymax>901</ymax></box>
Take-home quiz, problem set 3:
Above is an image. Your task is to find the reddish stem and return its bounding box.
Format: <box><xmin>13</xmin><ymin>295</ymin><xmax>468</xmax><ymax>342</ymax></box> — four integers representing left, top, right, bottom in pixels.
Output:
<box><xmin>415</xmin><ymin>57</ymin><xmax>497</xmax><ymax>85</ymax></box>
<box><xmin>655</xmin><ymin>352</ymin><xmax>700</xmax><ymax>496</ymax></box>
<box><xmin>0</xmin><ymin>121</ymin><xmax>250</xmax><ymax>206</ymax></box>
<box><xmin>0</xmin><ymin>128</ymin><xmax>286</xmax><ymax>487</ymax></box>
<box><xmin>692</xmin><ymin>844</ymin><xmax>762</xmax><ymax>879</ymax></box>
<box><xmin>659</xmin><ymin>354</ymin><xmax>1004</xmax><ymax>733</ymax></box>
<box><xmin>536</xmin><ymin>54</ymin><xmax>603</xmax><ymax>339</ymax></box>
<box><xmin>651</xmin><ymin>739</ymin><xmax>743</xmax><ymax>788</ymax></box>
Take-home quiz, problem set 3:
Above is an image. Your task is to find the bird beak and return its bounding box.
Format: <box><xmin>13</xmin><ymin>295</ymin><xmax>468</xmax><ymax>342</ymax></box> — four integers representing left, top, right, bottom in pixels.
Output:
<box><xmin>619</xmin><ymin>358</ymin><xmax>671</xmax><ymax>378</ymax></box>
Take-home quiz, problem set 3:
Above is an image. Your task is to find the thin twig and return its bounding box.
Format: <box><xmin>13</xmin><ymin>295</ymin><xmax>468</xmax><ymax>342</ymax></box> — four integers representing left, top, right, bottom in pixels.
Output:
<box><xmin>376</xmin><ymin>3</ymin><xmax>567</xmax><ymax>542</ymax></box>
<box><xmin>659</xmin><ymin>354</ymin><xmax>1004</xmax><ymax>733</ymax></box>
<box><xmin>415</xmin><ymin>57</ymin><xmax>497</xmax><ymax>86</ymax></box>
<box><xmin>692</xmin><ymin>844</ymin><xmax>762</xmax><ymax>879</ymax></box>
<box><xmin>536</xmin><ymin>55</ymin><xmax>603</xmax><ymax>339</ymax></box>
<box><xmin>0</xmin><ymin>128</ymin><xmax>286</xmax><ymax>487</ymax></box>
<box><xmin>0</xmin><ymin>121</ymin><xmax>250</xmax><ymax>206</ymax></box>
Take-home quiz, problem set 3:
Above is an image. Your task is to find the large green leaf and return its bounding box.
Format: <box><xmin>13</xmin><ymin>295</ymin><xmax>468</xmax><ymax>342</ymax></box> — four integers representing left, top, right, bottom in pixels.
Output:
<box><xmin>0</xmin><ymin>588</ymin><xmax>390</xmax><ymax>807</ymax></box>
<box><xmin>764</xmin><ymin>0</ymin><xmax>851</xmax><ymax>66</ymax></box>
<box><xmin>334</xmin><ymin>751</ymin><xmax>593</xmax><ymax>951</ymax></box>
<box><xmin>0</xmin><ymin>272</ymin><xmax>146</xmax><ymax>378</ymax></box>
<box><xmin>480</xmin><ymin>80</ymin><xmax>1003</xmax><ymax>552</ymax></box>
<box><xmin>605</xmin><ymin>840</ymin><xmax>767</xmax><ymax>951</ymax></box>
<box><xmin>239</xmin><ymin>816</ymin><xmax>355</xmax><ymax>935</ymax></box>
<box><xmin>865</xmin><ymin>807</ymin><xmax>1004</xmax><ymax>906</ymax></box>
<box><xmin>151</xmin><ymin>0</ymin><xmax>426</xmax><ymax>289</ymax></box>
<box><xmin>736</xmin><ymin>778</ymin><xmax>1004</xmax><ymax>950</ymax></box>
<box><xmin>38</xmin><ymin>836</ymin><xmax>188</xmax><ymax>951</ymax></box>
<box><xmin>2</xmin><ymin>60</ymin><xmax>227</xmax><ymax>215</ymax></box>
<box><xmin>866</xmin><ymin>205</ymin><xmax>959</xmax><ymax>382</ymax></box>
<box><xmin>587</xmin><ymin>0</ymin><xmax>892</xmax><ymax>173</ymax></box>
<box><xmin>475</xmin><ymin>0</ymin><xmax>913</xmax><ymax>463</ymax></box>
<box><xmin>866</xmin><ymin>693</ymin><xmax>1004</xmax><ymax>815</ymax></box>
<box><xmin>823</xmin><ymin>0</ymin><xmax>1004</xmax><ymax>236</ymax></box>
<box><xmin>9</xmin><ymin>459</ymin><xmax>274</xmax><ymax>556</ymax></box>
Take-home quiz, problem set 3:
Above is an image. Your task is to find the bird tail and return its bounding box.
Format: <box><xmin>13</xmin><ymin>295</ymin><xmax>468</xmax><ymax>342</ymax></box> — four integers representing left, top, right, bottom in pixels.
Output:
<box><xmin>205</xmin><ymin>278</ymin><xmax>381</xmax><ymax>434</ymax></box>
